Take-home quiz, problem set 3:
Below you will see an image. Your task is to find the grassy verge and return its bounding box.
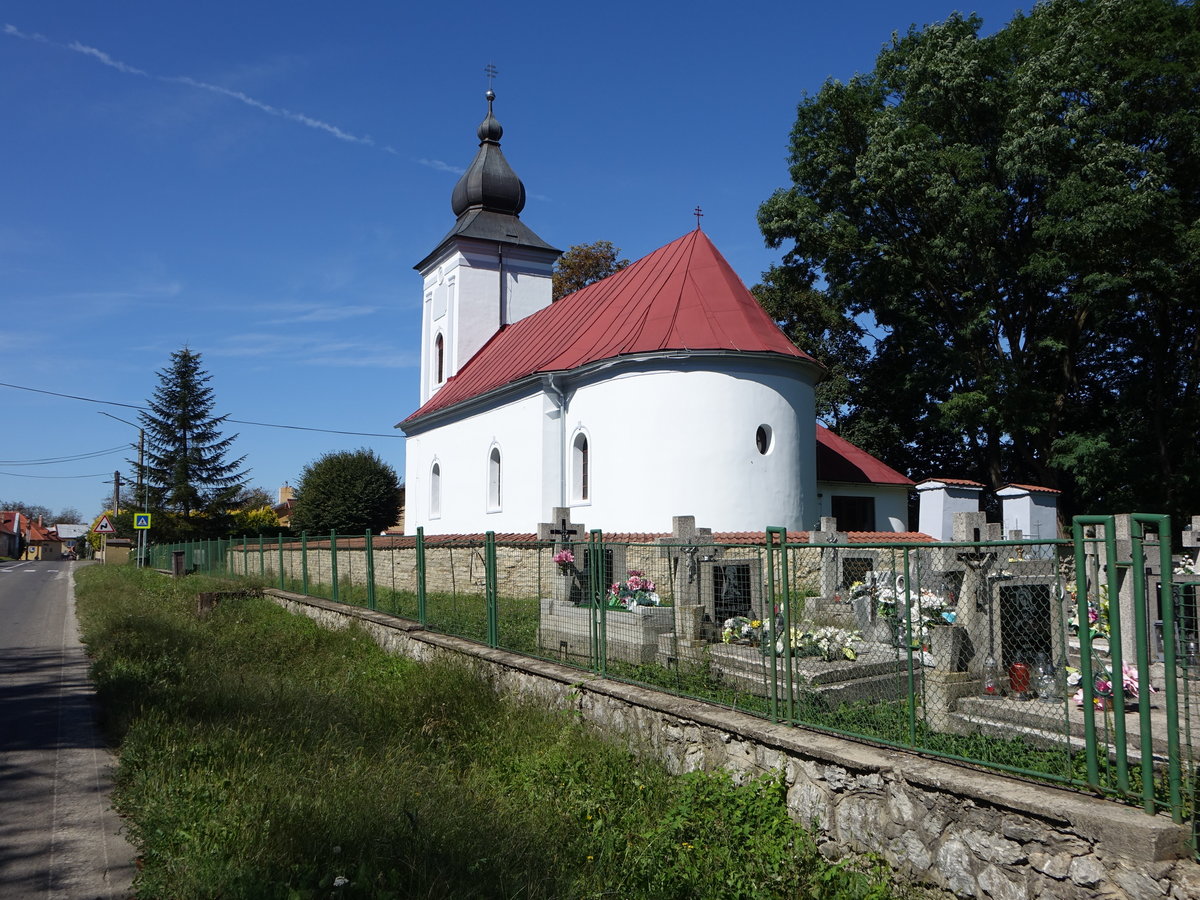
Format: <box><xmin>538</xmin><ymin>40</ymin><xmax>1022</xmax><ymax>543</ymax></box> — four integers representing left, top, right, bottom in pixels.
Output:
<box><xmin>76</xmin><ymin>565</ymin><xmax>912</xmax><ymax>900</ymax></box>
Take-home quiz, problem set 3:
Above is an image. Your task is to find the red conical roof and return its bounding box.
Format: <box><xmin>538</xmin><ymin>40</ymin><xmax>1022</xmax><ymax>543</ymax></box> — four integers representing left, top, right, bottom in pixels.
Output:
<box><xmin>402</xmin><ymin>229</ymin><xmax>816</xmax><ymax>427</ymax></box>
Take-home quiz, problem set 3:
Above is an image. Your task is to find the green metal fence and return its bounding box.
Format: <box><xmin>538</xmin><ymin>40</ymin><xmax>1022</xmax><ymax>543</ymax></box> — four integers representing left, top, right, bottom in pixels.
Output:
<box><xmin>148</xmin><ymin>517</ymin><xmax>1196</xmax><ymax>847</ymax></box>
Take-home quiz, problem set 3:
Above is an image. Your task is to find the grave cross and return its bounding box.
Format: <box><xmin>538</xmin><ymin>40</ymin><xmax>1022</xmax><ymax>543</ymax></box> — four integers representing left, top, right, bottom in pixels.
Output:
<box><xmin>537</xmin><ymin>508</ymin><xmax>584</xmax><ymax>547</ymax></box>
<box><xmin>550</xmin><ymin>517</ymin><xmax>579</xmax><ymax>543</ymax></box>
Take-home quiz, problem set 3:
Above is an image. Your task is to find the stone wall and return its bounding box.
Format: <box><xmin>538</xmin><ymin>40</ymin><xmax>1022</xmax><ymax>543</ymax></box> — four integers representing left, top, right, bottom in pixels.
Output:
<box><xmin>262</xmin><ymin>587</ymin><xmax>1198</xmax><ymax>900</ymax></box>
<box><xmin>230</xmin><ymin>541</ymin><xmax>823</xmax><ymax>601</ymax></box>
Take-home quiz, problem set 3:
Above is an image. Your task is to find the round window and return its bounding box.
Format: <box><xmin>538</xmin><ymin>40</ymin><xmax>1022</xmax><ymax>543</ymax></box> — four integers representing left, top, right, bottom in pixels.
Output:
<box><xmin>755</xmin><ymin>425</ymin><xmax>772</xmax><ymax>455</ymax></box>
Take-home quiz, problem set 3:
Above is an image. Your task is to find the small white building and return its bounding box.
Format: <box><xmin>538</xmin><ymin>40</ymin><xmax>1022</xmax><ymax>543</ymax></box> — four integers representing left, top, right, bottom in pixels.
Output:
<box><xmin>916</xmin><ymin>478</ymin><xmax>986</xmax><ymax>542</ymax></box>
<box><xmin>400</xmin><ymin>93</ymin><xmax>913</xmax><ymax>536</ymax></box>
<box><xmin>996</xmin><ymin>483</ymin><xmax>1061</xmax><ymax>541</ymax></box>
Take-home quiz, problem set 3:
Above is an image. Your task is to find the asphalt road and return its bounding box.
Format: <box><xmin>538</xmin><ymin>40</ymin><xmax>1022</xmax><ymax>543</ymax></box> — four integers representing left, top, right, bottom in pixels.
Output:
<box><xmin>0</xmin><ymin>559</ymin><xmax>135</xmax><ymax>899</ymax></box>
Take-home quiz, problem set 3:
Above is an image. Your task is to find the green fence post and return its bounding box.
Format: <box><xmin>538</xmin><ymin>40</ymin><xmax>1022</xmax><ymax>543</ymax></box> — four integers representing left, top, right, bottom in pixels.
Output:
<box><xmin>301</xmin><ymin>532</ymin><xmax>309</xmax><ymax>596</ymax></box>
<box><xmin>1072</xmin><ymin>516</ymin><xmax>1118</xmax><ymax>792</ymax></box>
<box><xmin>485</xmin><ymin>531</ymin><xmax>498</xmax><ymax>647</ymax></box>
<box><xmin>416</xmin><ymin>527</ymin><xmax>426</xmax><ymax>625</ymax></box>
<box><xmin>903</xmin><ymin>547</ymin><xmax>918</xmax><ymax>748</ymax></box>
<box><xmin>1133</xmin><ymin>514</ymin><xmax>1181</xmax><ymax>822</ymax></box>
<box><xmin>589</xmin><ymin>530</ymin><xmax>605</xmax><ymax>675</ymax></box>
<box><xmin>330</xmin><ymin>530</ymin><xmax>339</xmax><ymax>603</ymax></box>
<box><xmin>366</xmin><ymin>530</ymin><xmax>376</xmax><ymax>611</ymax></box>
<box><xmin>765</xmin><ymin>527</ymin><xmax>785</xmax><ymax>723</ymax></box>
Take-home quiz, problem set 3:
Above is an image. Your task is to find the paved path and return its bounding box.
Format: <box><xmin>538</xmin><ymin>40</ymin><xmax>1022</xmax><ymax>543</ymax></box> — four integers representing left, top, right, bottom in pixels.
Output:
<box><xmin>0</xmin><ymin>559</ymin><xmax>135</xmax><ymax>899</ymax></box>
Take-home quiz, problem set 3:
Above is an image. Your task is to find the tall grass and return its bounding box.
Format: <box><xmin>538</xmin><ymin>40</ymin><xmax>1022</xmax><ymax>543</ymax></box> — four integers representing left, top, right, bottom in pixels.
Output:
<box><xmin>75</xmin><ymin>565</ymin><xmax>910</xmax><ymax>900</ymax></box>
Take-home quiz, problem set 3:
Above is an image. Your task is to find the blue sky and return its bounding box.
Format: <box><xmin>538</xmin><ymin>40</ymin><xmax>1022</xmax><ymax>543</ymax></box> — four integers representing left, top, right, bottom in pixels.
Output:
<box><xmin>1</xmin><ymin>0</ymin><xmax>1027</xmax><ymax>520</ymax></box>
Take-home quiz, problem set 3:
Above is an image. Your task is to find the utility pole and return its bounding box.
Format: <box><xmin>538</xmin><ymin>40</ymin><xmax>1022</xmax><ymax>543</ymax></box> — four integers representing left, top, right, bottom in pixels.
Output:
<box><xmin>100</xmin><ymin>411</ymin><xmax>147</xmax><ymax>567</ymax></box>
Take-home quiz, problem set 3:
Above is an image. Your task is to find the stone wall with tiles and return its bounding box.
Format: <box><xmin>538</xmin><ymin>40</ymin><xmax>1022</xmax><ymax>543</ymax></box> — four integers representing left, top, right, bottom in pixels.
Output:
<box><xmin>262</xmin><ymin>587</ymin><xmax>1198</xmax><ymax>900</ymax></box>
<box><xmin>230</xmin><ymin>541</ymin><xmax>831</xmax><ymax>603</ymax></box>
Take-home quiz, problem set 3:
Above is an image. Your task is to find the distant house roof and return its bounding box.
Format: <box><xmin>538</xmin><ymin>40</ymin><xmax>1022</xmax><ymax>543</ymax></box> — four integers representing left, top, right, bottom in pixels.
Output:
<box><xmin>401</xmin><ymin>229</ymin><xmax>819</xmax><ymax>429</ymax></box>
<box><xmin>816</xmin><ymin>426</ymin><xmax>912</xmax><ymax>486</ymax></box>
<box><xmin>54</xmin><ymin>524</ymin><xmax>89</xmax><ymax>539</ymax></box>
<box><xmin>25</xmin><ymin>519</ymin><xmax>56</xmax><ymax>544</ymax></box>
<box><xmin>0</xmin><ymin>512</ymin><xmax>20</xmax><ymax>536</ymax></box>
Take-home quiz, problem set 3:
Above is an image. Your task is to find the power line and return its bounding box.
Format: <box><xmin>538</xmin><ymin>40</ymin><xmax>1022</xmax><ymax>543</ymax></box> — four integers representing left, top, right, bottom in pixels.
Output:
<box><xmin>0</xmin><ymin>445</ymin><xmax>129</xmax><ymax>465</ymax></box>
<box><xmin>0</xmin><ymin>470</ymin><xmax>112</xmax><ymax>479</ymax></box>
<box><xmin>0</xmin><ymin>380</ymin><xmax>403</xmax><ymax>438</ymax></box>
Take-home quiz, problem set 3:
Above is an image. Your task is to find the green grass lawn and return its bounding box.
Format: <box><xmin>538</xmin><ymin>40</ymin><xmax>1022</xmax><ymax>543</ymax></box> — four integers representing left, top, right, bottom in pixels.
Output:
<box><xmin>75</xmin><ymin>565</ymin><xmax>917</xmax><ymax>900</ymax></box>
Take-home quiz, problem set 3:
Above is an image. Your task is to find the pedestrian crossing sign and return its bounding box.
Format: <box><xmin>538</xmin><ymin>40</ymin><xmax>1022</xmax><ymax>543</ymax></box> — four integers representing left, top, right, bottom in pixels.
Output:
<box><xmin>92</xmin><ymin>515</ymin><xmax>117</xmax><ymax>534</ymax></box>
<box><xmin>133</xmin><ymin>513</ymin><xmax>152</xmax><ymax>530</ymax></box>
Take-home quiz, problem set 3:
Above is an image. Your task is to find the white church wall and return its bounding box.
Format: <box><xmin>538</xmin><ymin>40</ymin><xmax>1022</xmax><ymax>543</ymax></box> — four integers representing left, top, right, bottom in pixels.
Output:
<box><xmin>452</xmin><ymin>260</ymin><xmax>502</xmax><ymax>379</ymax></box>
<box><xmin>564</xmin><ymin>362</ymin><xmax>818</xmax><ymax>532</ymax></box>
<box><xmin>404</xmin><ymin>393</ymin><xmax>547</xmax><ymax>535</ymax></box>
<box><xmin>417</xmin><ymin>242</ymin><xmax>556</xmax><ymax>409</ymax></box>
<box><xmin>500</xmin><ymin>246</ymin><xmax>555</xmax><ymax>324</ymax></box>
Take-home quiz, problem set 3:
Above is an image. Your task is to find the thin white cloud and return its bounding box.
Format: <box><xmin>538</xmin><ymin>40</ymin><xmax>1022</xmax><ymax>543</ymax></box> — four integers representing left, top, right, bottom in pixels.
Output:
<box><xmin>257</xmin><ymin>303</ymin><xmax>380</xmax><ymax>324</ymax></box>
<box><xmin>5</xmin><ymin>23</ymin><xmax>395</xmax><ymax>155</ymax></box>
<box><xmin>170</xmin><ymin>75</ymin><xmax>375</xmax><ymax>146</ymax></box>
<box><xmin>67</xmin><ymin>40</ymin><xmax>148</xmax><ymax>76</ymax></box>
<box><xmin>4</xmin><ymin>23</ymin><xmax>47</xmax><ymax>42</ymax></box>
<box><xmin>417</xmin><ymin>158</ymin><xmax>465</xmax><ymax>175</ymax></box>
<box><xmin>208</xmin><ymin>333</ymin><xmax>414</xmax><ymax>368</ymax></box>
<box><xmin>59</xmin><ymin>282</ymin><xmax>183</xmax><ymax>303</ymax></box>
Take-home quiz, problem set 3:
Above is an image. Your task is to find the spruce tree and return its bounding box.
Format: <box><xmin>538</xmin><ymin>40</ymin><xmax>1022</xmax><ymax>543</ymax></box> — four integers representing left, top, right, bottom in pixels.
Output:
<box><xmin>138</xmin><ymin>349</ymin><xmax>248</xmax><ymax>518</ymax></box>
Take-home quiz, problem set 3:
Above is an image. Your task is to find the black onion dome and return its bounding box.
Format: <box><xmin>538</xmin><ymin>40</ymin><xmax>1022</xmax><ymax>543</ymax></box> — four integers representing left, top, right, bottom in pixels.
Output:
<box><xmin>450</xmin><ymin>90</ymin><xmax>526</xmax><ymax>217</ymax></box>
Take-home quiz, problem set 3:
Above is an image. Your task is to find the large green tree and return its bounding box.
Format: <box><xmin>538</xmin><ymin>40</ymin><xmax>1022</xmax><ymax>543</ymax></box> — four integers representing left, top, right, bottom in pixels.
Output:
<box><xmin>137</xmin><ymin>349</ymin><xmax>248</xmax><ymax>521</ymax></box>
<box><xmin>289</xmin><ymin>449</ymin><xmax>401</xmax><ymax>535</ymax></box>
<box><xmin>552</xmin><ymin>241</ymin><xmax>630</xmax><ymax>301</ymax></box>
<box><xmin>757</xmin><ymin>0</ymin><xmax>1200</xmax><ymax>521</ymax></box>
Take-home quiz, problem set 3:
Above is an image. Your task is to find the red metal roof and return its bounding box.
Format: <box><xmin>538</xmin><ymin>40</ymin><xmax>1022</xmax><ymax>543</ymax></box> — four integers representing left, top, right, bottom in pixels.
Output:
<box><xmin>815</xmin><ymin>425</ymin><xmax>912</xmax><ymax>486</ymax></box>
<box><xmin>402</xmin><ymin>229</ymin><xmax>816</xmax><ymax>427</ymax></box>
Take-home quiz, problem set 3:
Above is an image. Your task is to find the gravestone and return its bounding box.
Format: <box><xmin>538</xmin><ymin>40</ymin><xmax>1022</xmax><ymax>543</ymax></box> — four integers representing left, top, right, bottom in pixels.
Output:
<box><xmin>997</xmin><ymin>576</ymin><xmax>1055</xmax><ymax>669</ymax></box>
<box><xmin>537</xmin><ymin>508</ymin><xmax>584</xmax><ymax>604</ymax></box>
<box><xmin>655</xmin><ymin>516</ymin><xmax>714</xmax><ymax>662</ymax></box>
<box><xmin>1173</xmin><ymin>516</ymin><xmax>1200</xmax><ymax>663</ymax></box>
<box><xmin>700</xmin><ymin>558</ymin><xmax>765</xmax><ymax>624</ymax></box>
<box><xmin>1113</xmin><ymin>514</ymin><xmax>1164</xmax><ymax>670</ymax></box>
<box><xmin>948</xmin><ymin>512</ymin><xmax>994</xmax><ymax>678</ymax></box>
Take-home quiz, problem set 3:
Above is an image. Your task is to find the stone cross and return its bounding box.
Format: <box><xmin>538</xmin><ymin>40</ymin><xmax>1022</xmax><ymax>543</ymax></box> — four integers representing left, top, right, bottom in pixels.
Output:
<box><xmin>656</xmin><ymin>515</ymin><xmax>714</xmax><ymax>646</ymax></box>
<box><xmin>537</xmin><ymin>507</ymin><xmax>583</xmax><ymax>549</ymax></box>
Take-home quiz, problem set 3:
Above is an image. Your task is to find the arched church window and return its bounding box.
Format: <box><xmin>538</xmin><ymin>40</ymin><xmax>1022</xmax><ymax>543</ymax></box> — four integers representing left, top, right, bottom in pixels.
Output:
<box><xmin>755</xmin><ymin>425</ymin><xmax>773</xmax><ymax>455</ymax></box>
<box><xmin>430</xmin><ymin>462</ymin><xmax>441</xmax><ymax>518</ymax></box>
<box><xmin>434</xmin><ymin>334</ymin><xmax>445</xmax><ymax>384</ymax></box>
<box><xmin>488</xmin><ymin>446</ymin><xmax>502</xmax><ymax>511</ymax></box>
<box><xmin>571</xmin><ymin>432</ymin><xmax>589</xmax><ymax>503</ymax></box>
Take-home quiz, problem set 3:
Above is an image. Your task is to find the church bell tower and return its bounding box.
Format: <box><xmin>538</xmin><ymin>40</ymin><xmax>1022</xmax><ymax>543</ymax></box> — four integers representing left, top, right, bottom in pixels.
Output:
<box><xmin>414</xmin><ymin>91</ymin><xmax>561</xmax><ymax>405</ymax></box>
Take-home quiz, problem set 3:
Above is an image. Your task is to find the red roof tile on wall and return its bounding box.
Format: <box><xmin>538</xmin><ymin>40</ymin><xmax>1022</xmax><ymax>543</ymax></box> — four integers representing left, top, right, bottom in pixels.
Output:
<box><xmin>816</xmin><ymin>425</ymin><xmax>912</xmax><ymax>486</ymax></box>
<box><xmin>916</xmin><ymin>477</ymin><xmax>985</xmax><ymax>488</ymax></box>
<box><xmin>1000</xmin><ymin>483</ymin><xmax>1061</xmax><ymax>494</ymax></box>
<box><xmin>402</xmin><ymin>229</ymin><xmax>816</xmax><ymax>427</ymax></box>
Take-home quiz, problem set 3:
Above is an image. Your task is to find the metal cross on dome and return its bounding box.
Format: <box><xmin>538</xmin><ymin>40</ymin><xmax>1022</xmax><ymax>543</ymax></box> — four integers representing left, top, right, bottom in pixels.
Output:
<box><xmin>694</xmin><ymin>206</ymin><xmax>704</xmax><ymax>229</ymax></box>
<box><xmin>484</xmin><ymin>63</ymin><xmax>498</xmax><ymax>89</ymax></box>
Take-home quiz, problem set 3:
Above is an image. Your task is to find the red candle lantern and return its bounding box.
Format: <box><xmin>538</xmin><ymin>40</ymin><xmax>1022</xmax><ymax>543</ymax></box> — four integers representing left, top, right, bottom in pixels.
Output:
<box><xmin>1009</xmin><ymin>662</ymin><xmax>1031</xmax><ymax>695</ymax></box>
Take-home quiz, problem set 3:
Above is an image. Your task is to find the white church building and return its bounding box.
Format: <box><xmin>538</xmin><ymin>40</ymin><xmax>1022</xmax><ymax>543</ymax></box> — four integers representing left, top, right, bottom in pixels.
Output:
<box><xmin>399</xmin><ymin>92</ymin><xmax>912</xmax><ymax>536</ymax></box>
